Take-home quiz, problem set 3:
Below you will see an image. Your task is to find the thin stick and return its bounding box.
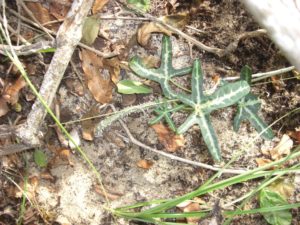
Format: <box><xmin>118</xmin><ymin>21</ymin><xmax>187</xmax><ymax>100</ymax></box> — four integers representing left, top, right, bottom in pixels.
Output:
<box><xmin>6</xmin><ymin>7</ymin><xmax>118</xmax><ymax>58</ymax></box>
<box><xmin>224</xmin><ymin>66</ymin><xmax>296</xmax><ymax>82</ymax></box>
<box><xmin>15</xmin><ymin>0</ymin><xmax>95</xmax><ymax>146</ymax></box>
<box><xmin>0</xmin><ymin>41</ymin><xmax>53</xmax><ymax>56</ymax></box>
<box><xmin>110</xmin><ymin>105</ymin><xmax>247</xmax><ymax>175</ymax></box>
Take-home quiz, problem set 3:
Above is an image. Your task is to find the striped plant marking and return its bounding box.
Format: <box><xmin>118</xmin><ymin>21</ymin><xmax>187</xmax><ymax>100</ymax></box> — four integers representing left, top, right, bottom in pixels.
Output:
<box><xmin>233</xmin><ymin>66</ymin><xmax>274</xmax><ymax>140</ymax></box>
<box><xmin>129</xmin><ymin>35</ymin><xmax>252</xmax><ymax>161</ymax></box>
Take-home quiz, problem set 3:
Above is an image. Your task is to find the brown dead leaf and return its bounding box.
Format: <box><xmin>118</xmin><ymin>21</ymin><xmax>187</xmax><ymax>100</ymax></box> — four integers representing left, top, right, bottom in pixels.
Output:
<box><xmin>212</xmin><ymin>74</ymin><xmax>221</xmax><ymax>84</ymax></box>
<box><xmin>3</xmin><ymin>76</ymin><xmax>26</xmax><ymax>105</ymax></box>
<box><xmin>81</xmin><ymin>105</ymin><xmax>101</xmax><ymax>141</ymax></box>
<box><xmin>287</xmin><ymin>130</ymin><xmax>300</xmax><ymax>143</ymax></box>
<box><xmin>182</xmin><ymin>202</ymin><xmax>201</xmax><ymax>224</ymax></box>
<box><xmin>40</xmin><ymin>171</ymin><xmax>55</xmax><ymax>181</ymax></box>
<box><xmin>161</xmin><ymin>12</ymin><xmax>190</xmax><ymax>29</ymax></box>
<box><xmin>65</xmin><ymin>79</ymin><xmax>84</xmax><ymax>96</ymax></box>
<box><xmin>255</xmin><ymin>158</ymin><xmax>273</xmax><ymax>167</ymax></box>
<box><xmin>268</xmin><ymin>178</ymin><xmax>295</xmax><ymax>199</ymax></box>
<box><xmin>270</xmin><ymin>134</ymin><xmax>293</xmax><ymax>160</ymax></box>
<box><xmin>137</xmin><ymin>22</ymin><xmax>172</xmax><ymax>46</ymax></box>
<box><xmin>49</xmin><ymin>0</ymin><xmax>72</xmax><ymax>20</ymax></box>
<box><xmin>103</xmin><ymin>57</ymin><xmax>120</xmax><ymax>84</ymax></box>
<box><xmin>151</xmin><ymin>123</ymin><xmax>185</xmax><ymax>152</ymax></box>
<box><xmin>80</xmin><ymin>49</ymin><xmax>113</xmax><ymax>103</ymax></box>
<box><xmin>26</xmin><ymin>2</ymin><xmax>57</xmax><ymax>30</ymax></box>
<box><xmin>271</xmin><ymin>75</ymin><xmax>285</xmax><ymax>91</ymax></box>
<box><xmin>92</xmin><ymin>0</ymin><xmax>109</xmax><ymax>14</ymax></box>
<box><xmin>0</xmin><ymin>97</ymin><xmax>9</xmax><ymax>117</ymax></box>
<box><xmin>141</xmin><ymin>55</ymin><xmax>161</xmax><ymax>68</ymax></box>
<box><xmin>137</xmin><ymin>159</ymin><xmax>154</xmax><ymax>169</ymax></box>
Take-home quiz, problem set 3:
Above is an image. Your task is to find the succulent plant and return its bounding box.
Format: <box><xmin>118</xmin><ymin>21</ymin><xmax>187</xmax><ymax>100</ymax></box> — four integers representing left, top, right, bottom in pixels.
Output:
<box><xmin>233</xmin><ymin>66</ymin><xmax>274</xmax><ymax>140</ymax></box>
<box><xmin>129</xmin><ymin>36</ymin><xmax>251</xmax><ymax>161</ymax></box>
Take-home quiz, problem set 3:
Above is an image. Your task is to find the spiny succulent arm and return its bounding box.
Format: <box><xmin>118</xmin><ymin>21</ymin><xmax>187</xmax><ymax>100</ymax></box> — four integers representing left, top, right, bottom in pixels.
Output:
<box><xmin>129</xmin><ymin>36</ymin><xmax>192</xmax><ymax>99</ymax></box>
<box><xmin>233</xmin><ymin>66</ymin><xmax>274</xmax><ymax>140</ymax></box>
<box><xmin>204</xmin><ymin>81</ymin><xmax>250</xmax><ymax>113</ymax></box>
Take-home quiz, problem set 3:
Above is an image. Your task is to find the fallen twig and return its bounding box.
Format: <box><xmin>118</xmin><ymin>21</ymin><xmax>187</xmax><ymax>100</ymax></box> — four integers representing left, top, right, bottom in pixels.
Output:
<box><xmin>15</xmin><ymin>0</ymin><xmax>95</xmax><ymax>146</ymax></box>
<box><xmin>224</xmin><ymin>66</ymin><xmax>296</xmax><ymax>82</ymax></box>
<box><xmin>109</xmin><ymin>105</ymin><xmax>247</xmax><ymax>175</ymax></box>
<box><xmin>0</xmin><ymin>40</ymin><xmax>53</xmax><ymax>56</ymax></box>
<box><xmin>0</xmin><ymin>144</ymin><xmax>33</xmax><ymax>157</ymax></box>
<box><xmin>6</xmin><ymin>7</ymin><xmax>118</xmax><ymax>58</ymax></box>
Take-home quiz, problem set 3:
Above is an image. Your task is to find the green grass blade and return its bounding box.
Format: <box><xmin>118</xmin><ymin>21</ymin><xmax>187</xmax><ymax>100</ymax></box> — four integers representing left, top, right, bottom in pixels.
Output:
<box><xmin>119</xmin><ymin>149</ymin><xmax>300</xmax><ymax>217</ymax></box>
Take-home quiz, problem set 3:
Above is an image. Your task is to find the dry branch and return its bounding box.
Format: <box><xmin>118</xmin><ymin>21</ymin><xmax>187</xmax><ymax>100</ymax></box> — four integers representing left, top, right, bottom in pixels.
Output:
<box><xmin>0</xmin><ymin>41</ymin><xmax>53</xmax><ymax>56</ymax></box>
<box><xmin>15</xmin><ymin>0</ymin><xmax>94</xmax><ymax>146</ymax></box>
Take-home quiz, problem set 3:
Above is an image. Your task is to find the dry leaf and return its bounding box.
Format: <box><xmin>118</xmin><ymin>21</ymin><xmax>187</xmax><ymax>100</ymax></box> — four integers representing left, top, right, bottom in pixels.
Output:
<box><xmin>0</xmin><ymin>97</ymin><xmax>9</xmax><ymax>117</ymax></box>
<box><xmin>81</xmin><ymin>105</ymin><xmax>101</xmax><ymax>141</ymax></box>
<box><xmin>268</xmin><ymin>178</ymin><xmax>295</xmax><ymax>199</ymax></box>
<box><xmin>287</xmin><ymin>130</ymin><xmax>300</xmax><ymax>143</ymax></box>
<box><xmin>40</xmin><ymin>171</ymin><xmax>55</xmax><ymax>181</ymax></box>
<box><xmin>137</xmin><ymin>159</ymin><xmax>154</xmax><ymax>169</ymax></box>
<box><xmin>2</xmin><ymin>76</ymin><xmax>27</xmax><ymax>105</ymax></box>
<box><xmin>137</xmin><ymin>22</ymin><xmax>172</xmax><ymax>46</ymax></box>
<box><xmin>92</xmin><ymin>0</ymin><xmax>109</xmax><ymax>14</ymax></box>
<box><xmin>161</xmin><ymin>12</ymin><xmax>189</xmax><ymax>29</ymax></box>
<box><xmin>270</xmin><ymin>134</ymin><xmax>293</xmax><ymax>160</ymax></box>
<box><xmin>255</xmin><ymin>158</ymin><xmax>273</xmax><ymax>167</ymax></box>
<box><xmin>212</xmin><ymin>74</ymin><xmax>221</xmax><ymax>84</ymax></box>
<box><xmin>80</xmin><ymin>49</ymin><xmax>113</xmax><ymax>103</ymax></box>
<box><xmin>271</xmin><ymin>75</ymin><xmax>285</xmax><ymax>91</ymax></box>
<box><xmin>49</xmin><ymin>0</ymin><xmax>72</xmax><ymax>20</ymax></box>
<box><xmin>103</xmin><ymin>57</ymin><xmax>120</xmax><ymax>84</ymax></box>
<box><xmin>65</xmin><ymin>79</ymin><xmax>84</xmax><ymax>96</ymax></box>
<box><xmin>26</xmin><ymin>2</ymin><xmax>57</xmax><ymax>30</ymax></box>
<box><xmin>182</xmin><ymin>202</ymin><xmax>201</xmax><ymax>224</ymax></box>
<box><xmin>141</xmin><ymin>55</ymin><xmax>160</xmax><ymax>68</ymax></box>
<box><xmin>151</xmin><ymin>123</ymin><xmax>185</xmax><ymax>152</ymax></box>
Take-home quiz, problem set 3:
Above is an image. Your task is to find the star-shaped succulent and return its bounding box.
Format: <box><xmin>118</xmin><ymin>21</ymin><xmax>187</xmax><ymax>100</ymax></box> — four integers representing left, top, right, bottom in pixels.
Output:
<box><xmin>129</xmin><ymin>35</ymin><xmax>251</xmax><ymax>161</ymax></box>
<box><xmin>233</xmin><ymin>66</ymin><xmax>274</xmax><ymax>140</ymax></box>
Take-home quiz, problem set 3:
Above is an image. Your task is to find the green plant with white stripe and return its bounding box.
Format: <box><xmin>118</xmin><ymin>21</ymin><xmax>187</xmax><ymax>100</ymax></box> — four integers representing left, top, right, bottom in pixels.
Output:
<box><xmin>233</xmin><ymin>66</ymin><xmax>274</xmax><ymax>140</ymax></box>
<box><xmin>129</xmin><ymin>35</ymin><xmax>251</xmax><ymax>161</ymax></box>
